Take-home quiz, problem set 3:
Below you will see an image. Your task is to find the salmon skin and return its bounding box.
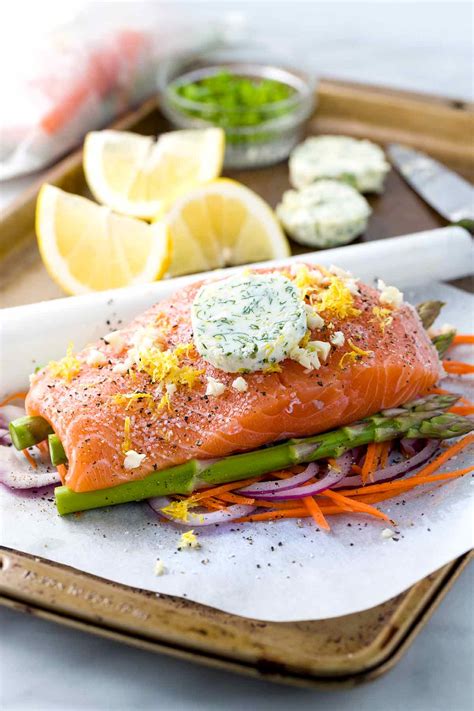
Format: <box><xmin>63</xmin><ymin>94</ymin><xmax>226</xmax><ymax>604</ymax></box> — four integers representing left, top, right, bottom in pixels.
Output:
<box><xmin>26</xmin><ymin>266</ymin><xmax>441</xmax><ymax>493</ymax></box>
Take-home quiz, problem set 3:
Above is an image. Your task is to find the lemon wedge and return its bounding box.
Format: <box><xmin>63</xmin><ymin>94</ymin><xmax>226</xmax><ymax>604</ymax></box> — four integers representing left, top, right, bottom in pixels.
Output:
<box><xmin>161</xmin><ymin>178</ymin><xmax>290</xmax><ymax>277</ymax></box>
<box><xmin>36</xmin><ymin>184</ymin><xmax>171</xmax><ymax>295</ymax></box>
<box><xmin>83</xmin><ymin>128</ymin><xmax>225</xmax><ymax>219</ymax></box>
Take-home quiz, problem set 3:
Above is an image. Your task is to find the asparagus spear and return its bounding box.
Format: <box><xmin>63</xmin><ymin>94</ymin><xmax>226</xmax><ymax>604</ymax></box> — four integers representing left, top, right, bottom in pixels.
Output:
<box><xmin>9</xmin><ymin>416</ymin><xmax>53</xmax><ymax>451</ymax></box>
<box><xmin>54</xmin><ymin>395</ymin><xmax>472</xmax><ymax>515</ymax></box>
<box><xmin>48</xmin><ymin>434</ymin><xmax>67</xmax><ymax>466</ymax></box>
<box><xmin>432</xmin><ymin>330</ymin><xmax>457</xmax><ymax>359</ymax></box>
<box><xmin>415</xmin><ymin>300</ymin><xmax>457</xmax><ymax>357</ymax></box>
<box><xmin>417</xmin><ymin>300</ymin><xmax>445</xmax><ymax>330</ymax></box>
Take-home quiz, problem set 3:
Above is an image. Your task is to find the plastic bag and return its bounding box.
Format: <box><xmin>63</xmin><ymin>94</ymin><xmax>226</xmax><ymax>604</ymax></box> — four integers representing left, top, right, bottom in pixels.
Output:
<box><xmin>0</xmin><ymin>2</ymin><xmax>222</xmax><ymax>180</ymax></box>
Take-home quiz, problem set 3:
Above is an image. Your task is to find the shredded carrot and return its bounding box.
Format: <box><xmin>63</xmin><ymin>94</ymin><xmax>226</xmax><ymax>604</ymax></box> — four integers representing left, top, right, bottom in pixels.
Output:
<box><xmin>351</xmin><ymin>464</ymin><xmax>363</xmax><ymax>475</ymax></box>
<box><xmin>412</xmin><ymin>434</ymin><xmax>474</xmax><ymax>479</ymax></box>
<box><xmin>22</xmin><ymin>448</ymin><xmax>37</xmax><ymax>469</ymax></box>
<box><xmin>338</xmin><ymin>467</ymin><xmax>473</xmax><ymax>498</ymax></box>
<box><xmin>272</xmin><ymin>469</ymin><xmax>299</xmax><ymax>479</ymax></box>
<box><xmin>191</xmin><ymin>476</ymin><xmax>262</xmax><ymax>502</ymax></box>
<box><xmin>247</xmin><ymin>499</ymin><xmax>306</xmax><ymax>510</ymax></box>
<box><xmin>201</xmin><ymin>498</ymin><xmax>227</xmax><ymax>511</ymax></box>
<box><xmin>443</xmin><ymin>360</ymin><xmax>474</xmax><ymax>375</ymax></box>
<box><xmin>323</xmin><ymin>489</ymin><xmax>390</xmax><ymax>522</ymax></box>
<box><xmin>322</xmin><ymin>490</ymin><xmax>353</xmax><ymax>512</ymax></box>
<box><xmin>353</xmin><ymin>490</ymin><xmax>407</xmax><ymax>506</ymax></box>
<box><xmin>361</xmin><ymin>442</ymin><xmax>379</xmax><ymax>484</ymax></box>
<box><xmin>303</xmin><ymin>497</ymin><xmax>331</xmax><ymax>531</ymax></box>
<box><xmin>453</xmin><ymin>335</ymin><xmax>474</xmax><ymax>345</ymax></box>
<box><xmin>449</xmin><ymin>406</ymin><xmax>474</xmax><ymax>415</ymax></box>
<box><xmin>378</xmin><ymin>441</ymin><xmax>390</xmax><ymax>469</ymax></box>
<box><xmin>237</xmin><ymin>508</ymin><xmax>310</xmax><ymax>522</ymax></box>
<box><xmin>218</xmin><ymin>492</ymin><xmax>256</xmax><ymax>505</ymax></box>
<box><xmin>0</xmin><ymin>391</ymin><xmax>28</xmax><ymax>408</ymax></box>
<box><xmin>237</xmin><ymin>505</ymin><xmax>346</xmax><ymax>524</ymax></box>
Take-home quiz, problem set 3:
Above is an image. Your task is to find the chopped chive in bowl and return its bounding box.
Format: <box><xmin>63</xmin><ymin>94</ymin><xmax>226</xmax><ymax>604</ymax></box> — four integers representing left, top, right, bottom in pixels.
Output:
<box><xmin>161</xmin><ymin>63</ymin><xmax>315</xmax><ymax>169</ymax></box>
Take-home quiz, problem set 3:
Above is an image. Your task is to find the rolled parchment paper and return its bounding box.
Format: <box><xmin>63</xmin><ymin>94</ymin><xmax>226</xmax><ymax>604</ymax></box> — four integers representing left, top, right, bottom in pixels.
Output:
<box><xmin>1</xmin><ymin>226</ymin><xmax>472</xmax><ymax>394</ymax></box>
<box><xmin>1</xmin><ymin>231</ymin><xmax>473</xmax><ymax>622</ymax></box>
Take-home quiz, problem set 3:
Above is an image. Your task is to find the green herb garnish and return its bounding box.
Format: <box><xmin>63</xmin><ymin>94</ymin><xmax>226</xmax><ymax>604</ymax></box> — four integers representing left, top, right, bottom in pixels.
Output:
<box><xmin>172</xmin><ymin>70</ymin><xmax>296</xmax><ymax>144</ymax></box>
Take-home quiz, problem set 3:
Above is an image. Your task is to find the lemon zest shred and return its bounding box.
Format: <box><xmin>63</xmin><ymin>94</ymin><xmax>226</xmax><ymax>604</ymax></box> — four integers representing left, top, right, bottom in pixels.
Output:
<box><xmin>48</xmin><ymin>342</ymin><xmax>81</xmax><ymax>381</ymax></box>
<box><xmin>316</xmin><ymin>277</ymin><xmax>361</xmax><ymax>320</ymax></box>
<box><xmin>338</xmin><ymin>339</ymin><xmax>373</xmax><ymax>369</ymax></box>
<box><xmin>299</xmin><ymin>330</ymin><xmax>311</xmax><ymax>348</ymax></box>
<box><xmin>372</xmin><ymin>306</ymin><xmax>393</xmax><ymax>333</ymax></box>
<box><xmin>178</xmin><ymin>530</ymin><xmax>200</xmax><ymax>549</ymax></box>
<box><xmin>161</xmin><ymin>499</ymin><xmax>197</xmax><ymax>522</ymax></box>
<box><xmin>112</xmin><ymin>392</ymin><xmax>154</xmax><ymax>410</ymax></box>
<box><xmin>263</xmin><ymin>363</ymin><xmax>282</xmax><ymax>373</ymax></box>
<box><xmin>134</xmin><ymin>342</ymin><xmax>204</xmax><ymax>389</ymax></box>
<box><xmin>157</xmin><ymin>391</ymin><xmax>173</xmax><ymax>411</ymax></box>
<box><xmin>292</xmin><ymin>264</ymin><xmax>321</xmax><ymax>298</ymax></box>
<box><xmin>121</xmin><ymin>416</ymin><xmax>132</xmax><ymax>454</ymax></box>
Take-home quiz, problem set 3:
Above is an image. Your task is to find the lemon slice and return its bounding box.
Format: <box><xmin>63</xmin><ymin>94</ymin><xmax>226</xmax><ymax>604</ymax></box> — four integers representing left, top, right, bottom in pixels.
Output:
<box><xmin>36</xmin><ymin>184</ymin><xmax>171</xmax><ymax>295</ymax></box>
<box><xmin>161</xmin><ymin>178</ymin><xmax>291</xmax><ymax>277</ymax></box>
<box><xmin>83</xmin><ymin>128</ymin><xmax>225</xmax><ymax>219</ymax></box>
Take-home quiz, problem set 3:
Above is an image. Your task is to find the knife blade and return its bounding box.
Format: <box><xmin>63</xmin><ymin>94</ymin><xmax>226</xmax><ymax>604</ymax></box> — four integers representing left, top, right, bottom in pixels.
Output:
<box><xmin>388</xmin><ymin>143</ymin><xmax>474</xmax><ymax>226</ymax></box>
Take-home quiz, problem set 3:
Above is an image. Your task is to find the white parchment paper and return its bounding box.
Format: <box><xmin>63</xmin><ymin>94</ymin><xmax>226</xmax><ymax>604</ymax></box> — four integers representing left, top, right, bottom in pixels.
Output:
<box><xmin>1</xmin><ymin>247</ymin><xmax>473</xmax><ymax>621</ymax></box>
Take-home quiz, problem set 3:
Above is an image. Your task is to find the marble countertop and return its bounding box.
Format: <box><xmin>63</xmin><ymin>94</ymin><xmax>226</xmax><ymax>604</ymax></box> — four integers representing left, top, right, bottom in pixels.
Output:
<box><xmin>1</xmin><ymin>2</ymin><xmax>473</xmax><ymax>709</ymax></box>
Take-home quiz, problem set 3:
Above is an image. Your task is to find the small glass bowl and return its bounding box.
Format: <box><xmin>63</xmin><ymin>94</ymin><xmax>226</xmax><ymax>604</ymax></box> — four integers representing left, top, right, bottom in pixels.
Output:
<box><xmin>159</xmin><ymin>57</ymin><xmax>315</xmax><ymax>170</ymax></box>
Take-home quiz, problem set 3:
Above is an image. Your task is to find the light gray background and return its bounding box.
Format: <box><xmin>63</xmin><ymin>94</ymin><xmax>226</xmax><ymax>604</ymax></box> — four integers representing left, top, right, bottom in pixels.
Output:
<box><xmin>1</xmin><ymin>1</ymin><xmax>473</xmax><ymax>709</ymax></box>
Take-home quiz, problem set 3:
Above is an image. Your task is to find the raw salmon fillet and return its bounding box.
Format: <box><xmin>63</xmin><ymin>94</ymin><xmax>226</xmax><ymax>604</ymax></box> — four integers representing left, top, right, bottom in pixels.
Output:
<box><xmin>26</xmin><ymin>267</ymin><xmax>441</xmax><ymax>492</ymax></box>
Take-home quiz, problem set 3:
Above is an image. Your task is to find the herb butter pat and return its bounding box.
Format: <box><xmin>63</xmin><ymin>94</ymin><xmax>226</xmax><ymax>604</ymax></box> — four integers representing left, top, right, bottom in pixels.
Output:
<box><xmin>289</xmin><ymin>135</ymin><xmax>390</xmax><ymax>193</ymax></box>
<box><xmin>192</xmin><ymin>273</ymin><xmax>307</xmax><ymax>373</ymax></box>
<box><xmin>277</xmin><ymin>180</ymin><xmax>371</xmax><ymax>248</ymax></box>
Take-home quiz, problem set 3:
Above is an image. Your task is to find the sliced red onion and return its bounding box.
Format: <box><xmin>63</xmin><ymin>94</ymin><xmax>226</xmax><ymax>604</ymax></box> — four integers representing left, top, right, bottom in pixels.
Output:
<box><xmin>245</xmin><ymin>468</ymin><xmax>346</xmax><ymax>501</ymax></box>
<box><xmin>236</xmin><ymin>463</ymin><xmax>319</xmax><ymax>496</ymax></box>
<box><xmin>330</xmin><ymin>451</ymin><xmax>353</xmax><ymax>477</ymax></box>
<box><xmin>0</xmin><ymin>446</ymin><xmax>60</xmax><ymax>490</ymax></box>
<box><xmin>149</xmin><ymin>496</ymin><xmax>256</xmax><ymax>526</ymax></box>
<box><xmin>400</xmin><ymin>438</ymin><xmax>417</xmax><ymax>457</ymax></box>
<box><xmin>333</xmin><ymin>439</ymin><xmax>439</xmax><ymax>489</ymax></box>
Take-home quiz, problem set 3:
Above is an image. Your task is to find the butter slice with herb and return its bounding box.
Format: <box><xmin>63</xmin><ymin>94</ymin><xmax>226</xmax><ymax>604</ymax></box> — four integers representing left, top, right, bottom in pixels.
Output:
<box><xmin>289</xmin><ymin>135</ymin><xmax>390</xmax><ymax>193</ymax></box>
<box><xmin>277</xmin><ymin>180</ymin><xmax>371</xmax><ymax>248</ymax></box>
<box><xmin>192</xmin><ymin>273</ymin><xmax>307</xmax><ymax>373</ymax></box>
